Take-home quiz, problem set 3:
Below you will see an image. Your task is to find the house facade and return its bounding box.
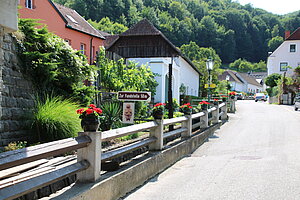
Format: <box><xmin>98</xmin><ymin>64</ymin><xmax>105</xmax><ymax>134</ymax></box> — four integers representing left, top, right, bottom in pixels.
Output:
<box><xmin>105</xmin><ymin>19</ymin><xmax>201</xmax><ymax>103</ymax></box>
<box><xmin>219</xmin><ymin>70</ymin><xmax>263</xmax><ymax>94</ymax></box>
<box><xmin>267</xmin><ymin>28</ymin><xmax>300</xmax><ymax>76</ymax></box>
<box><xmin>19</xmin><ymin>0</ymin><xmax>105</xmax><ymax>64</ymax></box>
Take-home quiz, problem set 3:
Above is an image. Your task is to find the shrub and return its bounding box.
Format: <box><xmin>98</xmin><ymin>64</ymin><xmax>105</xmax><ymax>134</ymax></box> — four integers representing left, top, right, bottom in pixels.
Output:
<box><xmin>99</xmin><ymin>102</ymin><xmax>122</xmax><ymax>131</ymax></box>
<box><xmin>4</xmin><ymin>141</ymin><xmax>27</xmax><ymax>152</ymax></box>
<box><xmin>32</xmin><ymin>96</ymin><xmax>81</xmax><ymax>142</ymax></box>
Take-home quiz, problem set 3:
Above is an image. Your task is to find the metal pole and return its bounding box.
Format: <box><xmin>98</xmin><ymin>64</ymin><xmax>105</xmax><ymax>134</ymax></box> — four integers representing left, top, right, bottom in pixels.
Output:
<box><xmin>208</xmin><ymin>69</ymin><xmax>211</xmax><ymax>108</ymax></box>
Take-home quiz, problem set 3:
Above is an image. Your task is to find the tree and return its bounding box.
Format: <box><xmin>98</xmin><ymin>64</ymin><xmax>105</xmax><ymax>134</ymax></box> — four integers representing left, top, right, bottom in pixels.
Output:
<box><xmin>268</xmin><ymin>36</ymin><xmax>283</xmax><ymax>52</ymax></box>
<box><xmin>265</xmin><ymin>73</ymin><xmax>282</xmax><ymax>87</ymax></box>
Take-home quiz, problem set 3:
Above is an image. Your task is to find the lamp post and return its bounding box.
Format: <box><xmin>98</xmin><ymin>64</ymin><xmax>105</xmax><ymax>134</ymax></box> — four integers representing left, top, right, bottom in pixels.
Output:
<box><xmin>226</xmin><ymin>75</ymin><xmax>230</xmax><ymax>102</ymax></box>
<box><xmin>206</xmin><ymin>58</ymin><xmax>214</xmax><ymax>107</ymax></box>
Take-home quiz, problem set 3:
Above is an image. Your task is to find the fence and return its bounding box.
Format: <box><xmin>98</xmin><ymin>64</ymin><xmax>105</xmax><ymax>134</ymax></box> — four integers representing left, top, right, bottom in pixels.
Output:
<box><xmin>0</xmin><ymin>103</ymin><xmax>227</xmax><ymax>200</ymax></box>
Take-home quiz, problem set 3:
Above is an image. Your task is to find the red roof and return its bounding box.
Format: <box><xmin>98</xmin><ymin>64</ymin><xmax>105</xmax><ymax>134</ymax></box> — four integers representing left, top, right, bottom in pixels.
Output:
<box><xmin>286</xmin><ymin>27</ymin><xmax>300</xmax><ymax>40</ymax></box>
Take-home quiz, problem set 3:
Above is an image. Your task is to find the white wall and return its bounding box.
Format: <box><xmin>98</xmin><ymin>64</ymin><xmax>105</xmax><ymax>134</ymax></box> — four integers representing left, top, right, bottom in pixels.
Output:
<box><xmin>230</xmin><ymin>81</ymin><xmax>244</xmax><ymax>92</ymax></box>
<box><xmin>127</xmin><ymin>57</ymin><xmax>199</xmax><ymax>103</ymax></box>
<box><xmin>0</xmin><ymin>0</ymin><xmax>18</xmax><ymax>32</ymax></box>
<box><xmin>267</xmin><ymin>40</ymin><xmax>300</xmax><ymax>76</ymax></box>
<box><xmin>178</xmin><ymin>57</ymin><xmax>199</xmax><ymax>97</ymax></box>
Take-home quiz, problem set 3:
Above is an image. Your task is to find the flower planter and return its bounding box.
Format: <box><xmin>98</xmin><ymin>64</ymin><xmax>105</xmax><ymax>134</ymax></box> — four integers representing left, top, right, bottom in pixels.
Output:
<box><xmin>81</xmin><ymin>117</ymin><xmax>99</xmax><ymax>132</ymax></box>
<box><xmin>152</xmin><ymin>111</ymin><xmax>164</xmax><ymax>119</ymax></box>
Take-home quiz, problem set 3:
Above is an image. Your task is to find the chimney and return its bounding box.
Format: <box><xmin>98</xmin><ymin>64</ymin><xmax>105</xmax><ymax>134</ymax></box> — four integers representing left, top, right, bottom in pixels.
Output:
<box><xmin>285</xmin><ymin>30</ymin><xmax>291</xmax><ymax>39</ymax></box>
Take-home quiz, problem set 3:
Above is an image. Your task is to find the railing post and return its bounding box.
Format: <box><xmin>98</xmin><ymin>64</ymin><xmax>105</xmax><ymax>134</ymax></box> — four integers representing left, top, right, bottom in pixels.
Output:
<box><xmin>149</xmin><ymin>119</ymin><xmax>164</xmax><ymax>150</ymax></box>
<box><xmin>77</xmin><ymin>131</ymin><xmax>102</xmax><ymax>182</ymax></box>
<box><xmin>212</xmin><ymin>106</ymin><xmax>220</xmax><ymax>124</ymax></box>
<box><xmin>221</xmin><ymin>102</ymin><xmax>228</xmax><ymax>120</ymax></box>
<box><xmin>201</xmin><ymin>110</ymin><xmax>209</xmax><ymax>128</ymax></box>
<box><xmin>182</xmin><ymin>115</ymin><xmax>192</xmax><ymax>138</ymax></box>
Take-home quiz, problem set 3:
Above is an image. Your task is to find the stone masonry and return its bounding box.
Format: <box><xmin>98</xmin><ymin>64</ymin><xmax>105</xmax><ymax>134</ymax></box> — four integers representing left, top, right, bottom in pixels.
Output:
<box><xmin>0</xmin><ymin>26</ymin><xmax>35</xmax><ymax>147</ymax></box>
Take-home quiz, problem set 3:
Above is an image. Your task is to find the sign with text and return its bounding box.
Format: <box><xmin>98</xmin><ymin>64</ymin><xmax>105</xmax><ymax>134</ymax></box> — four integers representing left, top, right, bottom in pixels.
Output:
<box><xmin>204</xmin><ymin>84</ymin><xmax>216</xmax><ymax>88</ymax></box>
<box><xmin>122</xmin><ymin>102</ymin><xmax>135</xmax><ymax>124</ymax></box>
<box><xmin>117</xmin><ymin>91</ymin><xmax>151</xmax><ymax>101</ymax></box>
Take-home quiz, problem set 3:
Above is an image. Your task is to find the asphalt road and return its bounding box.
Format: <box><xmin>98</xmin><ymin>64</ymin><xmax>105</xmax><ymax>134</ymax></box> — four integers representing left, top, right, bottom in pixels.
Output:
<box><xmin>123</xmin><ymin>100</ymin><xmax>300</xmax><ymax>200</ymax></box>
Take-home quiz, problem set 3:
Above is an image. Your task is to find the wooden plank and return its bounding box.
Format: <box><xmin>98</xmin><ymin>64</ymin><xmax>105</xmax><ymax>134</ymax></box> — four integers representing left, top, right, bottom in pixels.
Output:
<box><xmin>219</xmin><ymin>102</ymin><xmax>225</xmax><ymax>108</ymax></box>
<box><xmin>192</xmin><ymin>122</ymin><xmax>202</xmax><ymax>129</ymax></box>
<box><xmin>0</xmin><ymin>160</ymin><xmax>89</xmax><ymax>200</ymax></box>
<box><xmin>0</xmin><ymin>159</ymin><xmax>48</xmax><ymax>180</ymax></box>
<box><xmin>0</xmin><ymin>135</ymin><xmax>91</xmax><ymax>171</ymax></box>
<box><xmin>0</xmin><ymin>157</ymin><xmax>77</xmax><ymax>189</ymax></box>
<box><xmin>163</xmin><ymin>128</ymin><xmax>188</xmax><ymax>139</ymax></box>
<box><xmin>101</xmin><ymin>137</ymin><xmax>156</xmax><ymax>161</ymax></box>
<box><xmin>102</xmin><ymin>121</ymin><xmax>157</xmax><ymax>141</ymax></box>
<box><xmin>163</xmin><ymin>116</ymin><xmax>187</xmax><ymax>126</ymax></box>
<box><xmin>191</xmin><ymin>112</ymin><xmax>205</xmax><ymax>119</ymax></box>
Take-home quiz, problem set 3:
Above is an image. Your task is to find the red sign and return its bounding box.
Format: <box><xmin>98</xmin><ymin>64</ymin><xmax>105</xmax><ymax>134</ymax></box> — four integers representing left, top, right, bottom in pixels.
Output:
<box><xmin>117</xmin><ymin>91</ymin><xmax>151</xmax><ymax>101</ymax></box>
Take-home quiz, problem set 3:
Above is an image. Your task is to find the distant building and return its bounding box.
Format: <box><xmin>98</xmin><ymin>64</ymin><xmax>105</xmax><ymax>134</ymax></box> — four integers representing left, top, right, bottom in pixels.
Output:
<box><xmin>18</xmin><ymin>0</ymin><xmax>105</xmax><ymax>64</ymax></box>
<box><xmin>105</xmin><ymin>19</ymin><xmax>202</xmax><ymax>103</ymax></box>
<box><xmin>219</xmin><ymin>70</ymin><xmax>263</xmax><ymax>94</ymax></box>
<box><xmin>267</xmin><ymin>28</ymin><xmax>300</xmax><ymax>76</ymax></box>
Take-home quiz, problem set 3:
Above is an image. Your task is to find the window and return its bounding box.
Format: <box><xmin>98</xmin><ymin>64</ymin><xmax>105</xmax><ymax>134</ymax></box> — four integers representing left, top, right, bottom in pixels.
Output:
<box><xmin>280</xmin><ymin>62</ymin><xmax>288</xmax><ymax>71</ymax></box>
<box><xmin>66</xmin><ymin>15</ymin><xmax>78</xmax><ymax>24</ymax></box>
<box><xmin>290</xmin><ymin>44</ymin><xmax>296</xmax><ymax>52</ymax></box>
<box><xmin>80</xmin><ymin>43</ymin><xmax>86</xmax><ymax>55</ymax></box>
<box><xmin>25</xmin><ymin>0</ymin><xmax>33</xmax><ymax>9</ymax></box>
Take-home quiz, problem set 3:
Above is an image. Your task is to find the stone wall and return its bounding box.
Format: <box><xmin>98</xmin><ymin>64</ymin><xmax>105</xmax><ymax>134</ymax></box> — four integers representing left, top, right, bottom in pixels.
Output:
<box><xmin>0</xmin><ymin>26</ymin><xmax>35</xmax><ymax>147</ymax></box>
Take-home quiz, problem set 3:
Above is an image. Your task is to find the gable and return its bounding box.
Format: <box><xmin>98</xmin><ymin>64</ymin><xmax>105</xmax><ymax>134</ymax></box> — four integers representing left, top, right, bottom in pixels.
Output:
<box><xmin>286</xmin><ymin>27</ymin><xmax>300</xmax><ymax>40</ymax></box>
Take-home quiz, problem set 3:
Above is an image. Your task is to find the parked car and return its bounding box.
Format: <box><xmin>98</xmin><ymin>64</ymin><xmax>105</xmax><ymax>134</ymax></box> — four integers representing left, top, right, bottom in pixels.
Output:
<box><xmin>236</xmin><ymin>93</ymin><xmax>245</xmax><ymax>100</ymax></box>
<box><xmin>254</xmin><ymin>93</ymin><xmax>267</xmax><ymax>102</ymax></box>
<box><xmin>295</xmin><ymin>96</ymin><xmax>300</xmax><ymax>111</ymax></box>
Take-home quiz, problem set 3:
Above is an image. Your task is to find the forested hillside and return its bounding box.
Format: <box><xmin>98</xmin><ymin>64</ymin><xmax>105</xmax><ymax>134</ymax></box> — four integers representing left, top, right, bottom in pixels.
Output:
<box><xmin>53</xmin><ymin>0</ymin><xmax>300</xmax><ymax>64</ymax></box>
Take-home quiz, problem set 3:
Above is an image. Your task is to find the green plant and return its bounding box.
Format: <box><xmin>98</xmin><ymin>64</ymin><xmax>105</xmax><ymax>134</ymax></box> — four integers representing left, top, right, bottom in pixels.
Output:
<box><xmin>32</xmin><ymin>96</ymin><xmax>81</xmax><ymax>142</ymax></box>
<box><xmin>4</xmin><ymin>141</ymin><xmax>27</xmax><ymax>152</ymax></box>
<box><xmin>99</xmin><ymin>102</ymin><xmax>122</xmax><ymax>131</ymax></box>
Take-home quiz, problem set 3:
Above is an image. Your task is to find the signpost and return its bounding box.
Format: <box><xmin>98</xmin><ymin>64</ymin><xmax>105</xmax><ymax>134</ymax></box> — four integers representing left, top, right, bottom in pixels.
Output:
<box><xmin>117</xmin><ymin>91</ymin><xmax>151</xmax><ymax>101</ymax></box>
<box><xmin>204</xmin><ymin>84</ymin><xmax>216</xmax><ymax>88</ymax></box>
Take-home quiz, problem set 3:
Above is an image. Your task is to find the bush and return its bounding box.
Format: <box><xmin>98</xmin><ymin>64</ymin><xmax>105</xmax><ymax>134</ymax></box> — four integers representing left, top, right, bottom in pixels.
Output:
<box><xmin>4</xmin><ymin>141</ymin><xmax>27</xmax><ymax>152</ymax></box>
<box><xmin>32</xmin><ymin>96</ymin><xmax>81</xmax><ymax>142</ymax></box>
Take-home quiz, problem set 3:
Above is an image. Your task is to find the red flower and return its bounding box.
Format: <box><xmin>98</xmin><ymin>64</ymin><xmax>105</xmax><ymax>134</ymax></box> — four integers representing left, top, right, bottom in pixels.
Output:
<box><xmin>189</xmin><ymin>106</ymin><xmax>192</xmax><ymax>108</ymax></box>
<box><xmin>199</xmin><ymin>101</ymin><xmax>210</xmax><ymax>105</ymax></box>
<box><xmin>213</xmin><ymin>99</ymin><xmax>219</xmax><ymax>101</ymax></box>
<box><xmin>94</xmin><ymin>108</ymin><xmax>102</xmax><ymax>114</ymax></box>
<box><xmin>76</xmin><ymin>108</ymin><xmax>84</xmax><ymax>114</ymax></box>
<box><xmin>85</xmin><ymin>108</ymin><xmax>94</xmax><ymax>115</ymax></box>
<box><xmin>89</xmin><ymin>104</ymin><xmax>96</xmax><ymax>108</ymax></box>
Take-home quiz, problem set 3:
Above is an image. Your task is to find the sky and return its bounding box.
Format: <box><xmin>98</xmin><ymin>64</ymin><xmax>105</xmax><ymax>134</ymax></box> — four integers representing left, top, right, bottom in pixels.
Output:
<box><xmin>235</xmin><ymin>0</ymin><xmax>300</xmax><ymax>15</ymax></box>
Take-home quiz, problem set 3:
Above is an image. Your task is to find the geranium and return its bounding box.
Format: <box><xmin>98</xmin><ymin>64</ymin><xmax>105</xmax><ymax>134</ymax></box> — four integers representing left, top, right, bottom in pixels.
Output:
<box><xmin>213</xmin><ymin>99</ymin><xmax>219</xmax><ymax>101</ymax></box>
<box><xmin>76</xmin><ymin>104</ymin><xmax>103</xmax><ymax>119</ymax></box>
<box><xmin>180</xmin><ymin>103</ymin><xmax>193</xmax><ymax>109</ymax></box>
<box><xmin>153</xmin><ymin>103</ymin><xmax>166</xmax><ymax>112</ymax></box>
<box><xmin>199</xmin><ymin>101</ymin><xmax>210</xmax><ymax>105</ymax></box>
<box><xmin>229</xmin><ymin>91</ymin><xmax>237</xmax><ymax>96</ymax></box>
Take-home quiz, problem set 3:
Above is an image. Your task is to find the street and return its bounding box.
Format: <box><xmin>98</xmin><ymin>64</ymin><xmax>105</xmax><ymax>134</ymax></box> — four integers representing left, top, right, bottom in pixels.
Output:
<box><xmin>123</xmin><ymin>100</ymin><xmax>300</xmax><ymax>200</ymax></box>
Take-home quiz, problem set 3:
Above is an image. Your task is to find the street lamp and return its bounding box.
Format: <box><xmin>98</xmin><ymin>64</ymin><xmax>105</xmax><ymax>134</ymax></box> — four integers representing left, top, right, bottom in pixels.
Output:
<box><xmin>226</xmin><ymin>75</ymin><xmax>230</xmax><ymax>102</ymax></box>
<box><xmin>206</xmin><ymin>58</ymin><xmax>214</xmax><ymax>106</ymax></box>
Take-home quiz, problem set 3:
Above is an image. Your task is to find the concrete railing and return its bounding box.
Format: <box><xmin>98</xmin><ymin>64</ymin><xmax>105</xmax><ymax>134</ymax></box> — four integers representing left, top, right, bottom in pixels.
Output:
<box><xmin>0</xmin><ymin>103</ymin><xmax>227</xmax><ymax>199</ymax></box>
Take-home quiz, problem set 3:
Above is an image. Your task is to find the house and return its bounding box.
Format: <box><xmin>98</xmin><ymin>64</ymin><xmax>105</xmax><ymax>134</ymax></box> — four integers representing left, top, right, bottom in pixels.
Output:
<box><xmin>219</xmin><ymin>70</ymin><xmax>263</xmax><ymax>94</ymax></box>
<box><xmin>105</xmin><ymin>19</ymin><xmax>201</xmax><ymax>103</ymax></box>
<box><xmin>18</xmin><ymin>0</ymin><xmax>105</xmax><ymax>64</ymax></box>
<box><xmin>0</xmin><ymin>0</ymin><xmax>18</xmax><ymax>33</ymax></box>
<box><xmin>267</xmin><ymin>28</ymin><xmax>300</xmax><ymax>76</ymax></box>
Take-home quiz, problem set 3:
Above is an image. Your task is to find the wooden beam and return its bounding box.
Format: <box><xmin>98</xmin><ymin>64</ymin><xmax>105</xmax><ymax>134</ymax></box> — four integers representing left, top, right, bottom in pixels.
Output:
<box><xmin>102</xmin><ymin>137</ymin><xmax>156</xmax><ymax>161</ymax></box>
<box><xmin>102</xmin><ymin>121</ymin><xmax>157</xmax><ymax>141</ymax></box>
<box><xmin>0</xmin><ymin>160</ymin><xmax>89</xmax><ymax>200</ymax></box>
<box><xmin>0</xmin><ymin>135</ymin><xmax>91</xmax><ymax>171</ymax></box>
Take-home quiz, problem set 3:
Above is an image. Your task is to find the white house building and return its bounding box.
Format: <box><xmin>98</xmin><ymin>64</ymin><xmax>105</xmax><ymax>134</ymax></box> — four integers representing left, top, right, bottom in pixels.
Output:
<box><xmin>267</xmin><ymin>28</ymin><xmax>300</xmax><ymax>76</ymax></box>
<box><xmin>219</xmin><ymin>70</ymin><xmax>263</xmax><ymax>94</ymax></box>
<box><xmin>105</xmin><ymin>19</ymin><xmax>201</xmax><ymax>103</ymax></box>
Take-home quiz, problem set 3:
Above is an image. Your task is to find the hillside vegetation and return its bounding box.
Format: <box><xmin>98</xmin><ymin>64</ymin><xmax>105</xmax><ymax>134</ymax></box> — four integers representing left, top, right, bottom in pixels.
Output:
<box><xmin>53</xmin><ymin>0</ymin><xmax>300</xmax><ymax>64</ymax></box>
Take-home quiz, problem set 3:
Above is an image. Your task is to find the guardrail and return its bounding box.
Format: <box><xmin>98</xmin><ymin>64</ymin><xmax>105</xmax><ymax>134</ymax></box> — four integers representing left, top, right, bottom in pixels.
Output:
<box><xmin>0</xmin><ymin>103</ymin><xmax>227</xmax><ymax>199</ymax></box>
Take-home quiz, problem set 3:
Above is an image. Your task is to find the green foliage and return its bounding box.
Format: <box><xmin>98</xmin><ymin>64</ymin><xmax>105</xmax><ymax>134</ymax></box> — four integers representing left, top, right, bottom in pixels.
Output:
<box><xmin>88</xmin><ymin>17</ymin><xmax>128</xmax><ymax>34</ymax></box>
<box><xmin>4</xmin><ymin>141</ymin><xmax>27</xmax><ymax>152</ymax></box>
<box><xmin>266</xmin><ymin>86</ymin><xmax>278</xmax><ymax>97</ymax></box>
<box><xmin>53</xmin><ymin>0</ymin><xmax>300</xmax><ymax>64</ymax></box>
<box><xmin>180</xmin><ymin>42</ymin><xmax>222</xmax><ymax>97</ymax></box>
<box><xmin>99</xmin><ymin>102</ymin><xmax>122</xmax><ymax>131</ymax></box>
<box><xmin>265</xmin><ymin>73</ymin><xmax>282</xmax><ymax>87</ymax></box>
<box><xmin>32</xmin><ymin>96</ymin><xmax>81</xmax><ymax>143</ymax></box>
<box><xmin>97</xmin><ymin>48</ymin><xmax>158</xmax><ymax>94</ymax></box>
<box><xmin>268</xmin><ymin>36</ymin><xmax>284</xmax><ymax>52</ymax></box>
<box><xmin>228</xmin><ymin>59</ymin><xmax>267</xmax><ymax>72</ymax></box>
<box><xmin>17</xmin><ymin>18</ymin><xmax>97</xmax><ymax>105</ymax></box>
